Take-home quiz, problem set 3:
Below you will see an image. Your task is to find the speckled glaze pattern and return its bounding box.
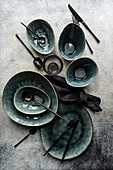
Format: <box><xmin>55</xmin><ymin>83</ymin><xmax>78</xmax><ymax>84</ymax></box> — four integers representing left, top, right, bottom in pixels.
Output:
<box><xmin>66</xmin><ymin>57</ymin><xmax>98</xmax><ymax>87</ymax></box>
<box><xmin>41</xmin><ymin>103</ymin><xmax>93</xmax><ymax>160</ymax></box>
<box><xmin>2</xmin><ymin>71</ymin><xmax>58</xmax><ymax>126</ymax></box>
<box><xmin>26</xmin><ymin>19</ymin><xmax>55</xmax><ymax>55</ymax></box>
<box><xmin>58</xmin><ymin>23</ymin><xmax>85</xmax><ymax>61</ymax></box>
<box><xmin>13</xmin><ymin>86</ymin><xmax>51</xmax><ymax>115</ymax></box>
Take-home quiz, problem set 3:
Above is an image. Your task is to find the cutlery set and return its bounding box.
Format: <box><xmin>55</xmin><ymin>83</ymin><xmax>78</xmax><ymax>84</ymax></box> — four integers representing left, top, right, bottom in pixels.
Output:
<box><xmin>2</xmin><ymin>4</ymin><xmax>100</xmax><ymax>162</ymax></box>
<box><xmin>43</xmin><ymin>120</ymin><xmax>79</xmax><ymax>163</ymax></box>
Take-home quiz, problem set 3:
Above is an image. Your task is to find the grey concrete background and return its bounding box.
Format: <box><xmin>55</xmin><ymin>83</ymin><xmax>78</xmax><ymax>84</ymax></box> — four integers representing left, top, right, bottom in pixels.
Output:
<box><xmin>0</xmin><ymin>0</ymin><xmax>113</xmax><ymax>169</ymax></box>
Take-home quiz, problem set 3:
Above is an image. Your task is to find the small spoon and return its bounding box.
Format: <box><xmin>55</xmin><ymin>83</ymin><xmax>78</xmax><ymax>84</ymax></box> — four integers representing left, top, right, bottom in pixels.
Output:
<box><xmin>22</xmin><ymin>90</ymin><xmax>65</xmax><ymax>121</ymax></box>
<box><xmin>43</xmin><ymin>120</ymin><xmax>79</xmax><ymax>158</ymax></box>
<box><xmin>14</xmin><ymin>128</ymin><xmax>37</xmax><ymax>148</ymax></box>
<box><xmin>16</xmin><ymin>34</ymin><xmax>43</xmax><ymax>68</ymax></box>
<box><xmin>21</xmin><ymin>22</ymin><xmax>45</xmax><ymax>44</ymax></box>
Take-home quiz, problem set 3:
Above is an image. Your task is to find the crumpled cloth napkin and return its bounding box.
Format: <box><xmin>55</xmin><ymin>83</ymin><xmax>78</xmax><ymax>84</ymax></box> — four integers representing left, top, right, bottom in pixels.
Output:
<box><xmin>45</xmin><ymin>75</ymin><xmax>102</xmax><ymax>112</ymax></box>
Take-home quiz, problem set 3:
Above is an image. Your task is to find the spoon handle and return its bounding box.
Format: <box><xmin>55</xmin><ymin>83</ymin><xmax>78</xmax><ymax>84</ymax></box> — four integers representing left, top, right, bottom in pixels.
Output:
<box><xmin>15</xmin><ymin>34</ymin><xmax>35</xmax><ymax>59</ymax></box>
<box><xmin>14</xmin><ymin>133</ymin><xmax>30</xmax><ymax>147</ymax></box>
<box><xmin>14</xmin><ymin>128</ymin><xmax>37</xmax><ymax>148</ymax></box>
<box><xmin>43</xmin><ymin>128</ymin><xmax>70</xmax><ymax>156</ymax></box>
<box><xmin>34</xmin><ymin>98</ymin><xmax>65</xmax><ymax>121</ymax></box>
<box><xmin>21</xmin><ymin>22</ymin><xmax>40</xmax><ymax>39</ymax></box>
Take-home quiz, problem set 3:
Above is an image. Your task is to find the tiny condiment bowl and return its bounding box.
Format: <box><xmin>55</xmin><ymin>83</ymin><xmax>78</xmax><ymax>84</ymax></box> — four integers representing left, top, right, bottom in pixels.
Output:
<box><xmin>43</xmin><ymin>54</ymin><xmax>63</xmax><ymax>75</ymax></box>
<box><xmin>65</xmin><ymin>57</ymin><xmax>98</xmax><ymax>87</ymax></box>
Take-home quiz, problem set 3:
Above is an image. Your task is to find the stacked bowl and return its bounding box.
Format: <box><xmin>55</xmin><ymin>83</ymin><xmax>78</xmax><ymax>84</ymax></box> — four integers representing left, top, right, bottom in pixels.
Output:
<box><xmin>2</xmin><ymin>71</ymin><xmax>58</xmax><ymax>126</ymax></box>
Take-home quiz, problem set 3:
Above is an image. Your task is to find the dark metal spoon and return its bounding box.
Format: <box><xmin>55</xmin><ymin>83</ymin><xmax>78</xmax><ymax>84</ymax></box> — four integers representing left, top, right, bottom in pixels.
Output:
<box><xmin>15</xmin><ymin>34</ymin><xmax>43</xmax><ymax>68</ymax></box>
<box><xmin>22</xmin><ymin>90</ymin><xmax>65</xmax><ymax>121</ymax></box>
<box><xmin>21</xmin><ymin>22</ymin><xmax>45</xmax><ymax>44</ymax></box>
<box><xmin>14</xmin><ymin>128</ymin><xmax>37</xmax><ymax>148</ymax></box>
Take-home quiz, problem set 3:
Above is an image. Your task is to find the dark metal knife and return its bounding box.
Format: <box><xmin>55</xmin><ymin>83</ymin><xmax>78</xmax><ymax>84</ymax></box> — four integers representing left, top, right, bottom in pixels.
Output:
<box><xmin>68</xmin><ymin>4</ymin><xmax>100</xmax><ymax>43</ymax></box>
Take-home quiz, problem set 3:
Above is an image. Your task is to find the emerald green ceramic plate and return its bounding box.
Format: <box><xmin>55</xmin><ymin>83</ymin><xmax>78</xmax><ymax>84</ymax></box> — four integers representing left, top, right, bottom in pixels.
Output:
<box><xmin>2</xmin><ymin>71</ymin><xmax>58</xmax><ymax>126</ymax></box>
<box><xmin>13</xmin><ymin>86</ymin><xmax>51</xmax><ymax>115</ymax></box>
<box><xmin>41</xmin><ymin>103</ymin><xmax>93</xmax><ymax>160</ymax></box>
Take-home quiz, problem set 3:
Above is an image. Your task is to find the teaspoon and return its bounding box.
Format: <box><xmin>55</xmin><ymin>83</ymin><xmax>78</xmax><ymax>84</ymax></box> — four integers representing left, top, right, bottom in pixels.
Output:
<box><xmin>14</xmin><ymin>128</ymin><xmax>37</xmax><ymax>148</ymax></box>
<box><xmin>22</xmin><ymin>90</ymin><xmax>65</xmax><ymax>121</ymax></box>
<box><xmin>16</xmin><ymin>34</ymin><xmax>43</xmax><ymax>68</ymax></box>
<box><xmin>21</xmin><ymin>22</ymin><xmax>45</xmax><ymax>44</ymax></box>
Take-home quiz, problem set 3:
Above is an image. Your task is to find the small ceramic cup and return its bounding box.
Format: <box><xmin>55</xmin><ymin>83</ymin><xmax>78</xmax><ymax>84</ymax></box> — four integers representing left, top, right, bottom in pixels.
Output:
<box><xmin>26</xmin><ymin>19</ymin><xmax>55</xmax><ymax>55</ymax></box>
<box><xmin>58</xmin><ymin>23</ymin><xmax>85</xmax><ymax>61</ymax></box>
<box><xmin>65</xmin><ymin>57</ymin><xmax>98</xmax><ymax>87</ymax></box>
<box><xmin>42</xmin><ymin>55</ymin><xmax>63</xmax><ymax>75</ymax></box>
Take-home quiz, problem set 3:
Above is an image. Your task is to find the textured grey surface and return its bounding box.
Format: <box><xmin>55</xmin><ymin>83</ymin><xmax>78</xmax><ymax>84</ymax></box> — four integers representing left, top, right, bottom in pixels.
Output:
<box><xmin>0</xmin><ymin>0</ymin><xmax>113</xmax><ymax>170</ymax></box>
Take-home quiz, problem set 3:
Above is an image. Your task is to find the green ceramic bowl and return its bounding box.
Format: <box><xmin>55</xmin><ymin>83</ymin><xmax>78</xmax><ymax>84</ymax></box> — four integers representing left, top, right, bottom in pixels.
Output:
<box><xmin>2</xmin><ymin>71</ymin><xmax>58</xmax><ymax>126</ymax></box>
<box><xmin>13</xmin><ymin>86</ymin><xmax>51</xmax><ymax>115</ymax></box>
<box><xmin>26</xmin><ymin>19</ymin><xmax>55</xmax><ymax>55</ymax></box>
<box><xmin>66</xmin><ymin>57</ymin><xmax>98</xmax><ymax>87</ymax></box>
<box><xmin>41</xmin><ymin>103</ymin><xmax>93</xmax><ymax>160</ymax></box>
<box><xmin>58</xmin><ymin>23</ymin><xmax>85</xmax><ymax>61</ymax></box>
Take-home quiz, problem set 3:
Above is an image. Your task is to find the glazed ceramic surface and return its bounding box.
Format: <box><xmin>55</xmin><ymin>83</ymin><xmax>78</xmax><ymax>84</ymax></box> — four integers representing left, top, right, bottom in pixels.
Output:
<box><xmin>43</xmin><ymin>55</ymin><xmax>63</xmax><ymax>75</ymax></box>
<box><xmin>13</xmin><ymin>86</ymin><xmax>51</xmax><ymax>115</ymax></box>
<box><xmin>66</xmin><ymin>57</ymin><xmax>98</xmax><ymax>87</ymax></box>
<box><xmin>26</xmin><ymin>19</ymin><xmax>55</xmax><ymax>55</ymax></box>
<box><xmin>2</xmin><ymin>71</ymin><xmax>58</xmax><ymax>126</ymax></box>
<box><xmin>41</xmin><ymin>103</ymin><xmax>93</xmax><ymax>160</ymax></box>
<box><xmin>59</xmin><ymin>23</ymin><xmax>85</xmax><ymax>61</ymax></box>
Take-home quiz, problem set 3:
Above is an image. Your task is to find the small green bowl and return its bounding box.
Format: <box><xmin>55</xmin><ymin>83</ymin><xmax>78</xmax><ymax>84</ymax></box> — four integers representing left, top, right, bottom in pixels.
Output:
<box><xmin>13</xmin><ymin>86</ymin><xmax>51</xmax><ymax>115</ymax></box>
<box><xmin>66</xmin><ymin>57</ymin><xmax>98</xmax><ymax>87</ymax></box>
<box><xmin>58</xmin><ymin>23</ymin><xmax>85</xmax><ymax>61</ymax></box>
<box><xmin>26</xmin><ymin>19</ymin><xmax>55</xmax><ymax>55</ymax></box>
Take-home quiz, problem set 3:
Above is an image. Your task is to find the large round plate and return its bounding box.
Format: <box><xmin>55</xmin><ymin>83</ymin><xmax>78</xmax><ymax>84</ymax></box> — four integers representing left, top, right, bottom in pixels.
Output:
<box><xmin>41</xmin><ymin>103</ymin><xmax>93</xmax><ymax>160</ymax></box>
<box><xmin>2</xmin><ymin>71</ymin><xmax>58</xmax><ymax>126</ymax></box>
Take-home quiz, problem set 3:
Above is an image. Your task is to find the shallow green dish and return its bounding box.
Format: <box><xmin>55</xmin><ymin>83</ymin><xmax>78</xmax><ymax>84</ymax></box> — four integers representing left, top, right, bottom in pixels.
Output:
<box><xmin>41</xmin><ymin>103</ymin><xmax>93</xmax><ymax>160</ymax></box>
<box><xmin>66</xmin><ymin>57</ymin><xmax>98</xmax><ymax>87</ymax></box>
<box><xmin>41</xmin><ymin>104</ymin><xmax>93</xmax><ymax>160</ymax></box>
<box><xmin>58</xmin><ymin>23</ymin><xmax>85</xmax><ymax>61</ymax></box>
<box><xmin>26</xmin><ymin>19</ymin><xmax>55</xmax><ymax>55</ymax></box>
<box><xmin>13</xmin><ymin>86</ymin><xmax>51</xmax><ymax>115</ymax></box>
<box><xmin>2</xmin><ymin>71</ymin><xmax>58</xmax><ymax>126</ymax></box>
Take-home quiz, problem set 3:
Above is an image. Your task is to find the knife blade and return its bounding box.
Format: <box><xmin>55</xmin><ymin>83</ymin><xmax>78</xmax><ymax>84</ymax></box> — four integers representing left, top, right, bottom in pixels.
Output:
<box><xmin>68</xmin><ymin>4</ymin><xmax>100</xmax><ymax>43</ymax></box>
